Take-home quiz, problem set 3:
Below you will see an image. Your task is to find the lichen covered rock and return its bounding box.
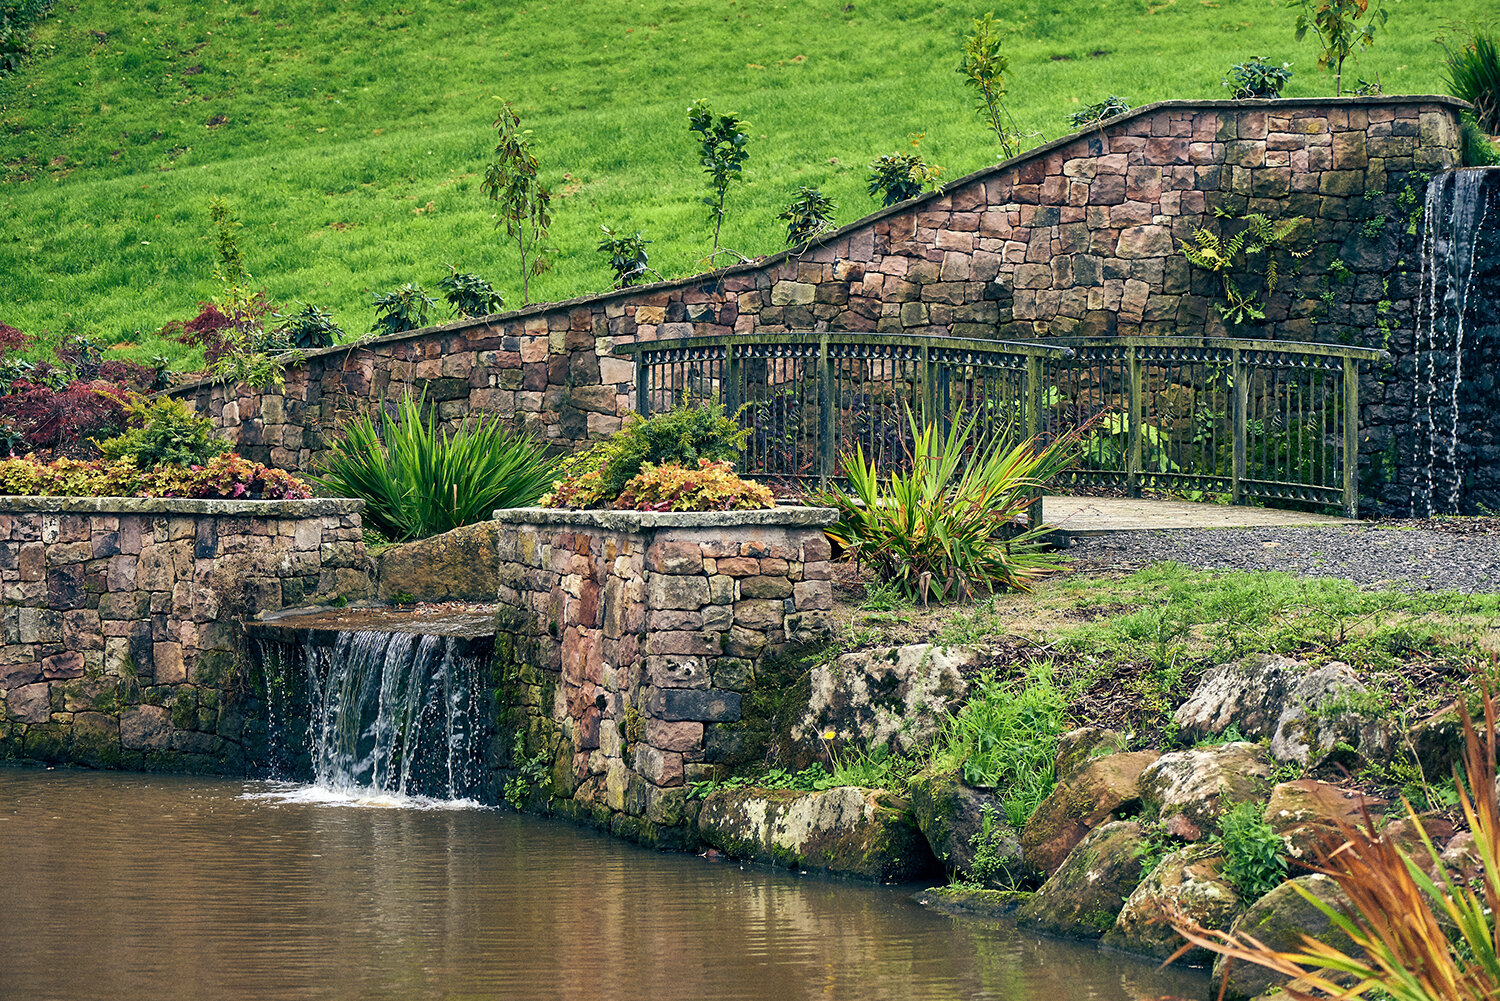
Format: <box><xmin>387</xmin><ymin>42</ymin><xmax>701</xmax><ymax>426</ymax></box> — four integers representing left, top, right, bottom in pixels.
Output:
<box><xmin>374</xmin><ymin>520</ymin><xmax>500</xmax><ymax>602</ymax></box>
<box><xmin>696</xmin><ymin>785</ymin><xmax>940</xmax><ymax>882</ymax></box>
<box><xmin>1174</xmin><ymin>653</ymin><xmax>1299</xmax><ymax>740</ymax></box>
<box><xmin>794</xmin><ymin>643</ymin><xmax>973</xmax><ymax>753</ymax></box>
<box><xmin>1213</xmin><ymin>874</ymin><xmax>1354</xmax><ymax>1000</ymax></box>
<box><xmin>1020</xmin><ymin>749</ymin><xmax>1159</xmax><ymax>876</ymax></box>
<box><xmin>1103</xmin><ymin>846</ymin><xmax>1242</xmax><ymax>962</ymax></box>
<box><xmin>907</xmin><ymin>767</ymin><xmax>1023</xmax><ymax>883</ymax></box>
<box><xmin>1016</xmin><ymin>820</ymin><xmax>1148</xmax><ymax>938</ymax></box>
<box><xmin>1139</xmin><ymin>742</ymin><xmax>1273</xmax><ymax>838</ymax></box>
<box><xmin>1263</xmin><ymin>779</ymin><xmax>1384</xmax><ymax>862</ymax></box>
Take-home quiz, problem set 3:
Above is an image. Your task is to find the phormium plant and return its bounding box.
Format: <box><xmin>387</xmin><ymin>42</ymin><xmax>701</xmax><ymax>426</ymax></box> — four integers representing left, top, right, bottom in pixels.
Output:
<box><xmin>596</xmin><ymin>225</ymin><xmax>653</xmax><ymax>289</ymax></box>
<box><xmin>482</xmin><ymin>102</ymin><xmax>553</xmax><ymax>304</ymax></box>
<box><xmin>687</xmin><ymin>98</ymin><xmax>750</xmax><ymax>264</ymax></box>
<box><xmin>1444</xmin><ymin>28</ymin><xmax>1500</xmax><ymax>133</ymax></box>
<box><xmin>437</xmin><ymin>266</ymin><xmax>504</xmax><ymax>318</ymax></box>
<box><xmin>370</xmin><ymin>283</ymin><xmax>438</xmax><ymax>336</ymax></box>
<box><xmin>778</xmin><ymin>186</ymin><xmax>837</xmax><ymax>247</ymax></box>
<box><xmin>1225</xmin><ymin>58</ymin><xmax>1295</xmax><ymax>98</ymax></box>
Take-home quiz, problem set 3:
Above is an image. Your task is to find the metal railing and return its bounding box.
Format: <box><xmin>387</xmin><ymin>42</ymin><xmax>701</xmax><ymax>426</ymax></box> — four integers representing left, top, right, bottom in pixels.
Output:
<box><xmin>613</xmin><ymin>332</ymin><xmax>1389</xmax><ymax>517</ymax></box>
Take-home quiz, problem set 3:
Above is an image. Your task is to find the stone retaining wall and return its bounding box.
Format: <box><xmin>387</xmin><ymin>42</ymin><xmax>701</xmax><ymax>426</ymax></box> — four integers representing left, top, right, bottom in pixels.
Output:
<box><xmin>174</xmin><ymin>96</ymin><xmax>1471</xmax><ymax>513</ymax></box>
<box><xmin>491</xmin><ymin>507</ymin><xmax>834</xmax><ymax>846</ymax></box>
<box><xmin>0</xmin><ymin>497</ymin><xmax>369</xmax><ymax>773</ymax></box>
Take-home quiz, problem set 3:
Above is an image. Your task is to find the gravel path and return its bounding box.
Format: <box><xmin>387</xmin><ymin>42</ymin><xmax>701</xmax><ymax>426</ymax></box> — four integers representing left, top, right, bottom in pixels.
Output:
<box><xmin>1067</xmin><ymin>524</ymin><xmax>1500</xmax><ymax>593</ymax></box>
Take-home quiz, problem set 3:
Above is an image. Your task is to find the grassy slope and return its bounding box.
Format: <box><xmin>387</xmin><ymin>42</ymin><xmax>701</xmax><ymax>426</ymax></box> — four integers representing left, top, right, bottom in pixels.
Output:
<box><xmin>0</xmin><ymin>0</ymin><xmax>1485</xmax><ymax>363</ymax></box>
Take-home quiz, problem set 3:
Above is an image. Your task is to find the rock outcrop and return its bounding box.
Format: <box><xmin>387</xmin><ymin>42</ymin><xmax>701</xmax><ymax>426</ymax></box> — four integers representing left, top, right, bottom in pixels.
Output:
<box><xmin>794</xmin><ymin>643</ymin><xmax>973</xmax><ymax>753</ymax></box>
<box><xmin>1020</xmin><ymin>748</ymin><xmax>1159</xmax><ymax>876</ymax></box>
<box><xmin>1104</xmin><ymin>847</ymin><xmax>1243</xmax><ymax>962</ymax></box>
<box><xmin>1213</xmin><ymin>875</ymin><xmax>1354</xmax><ymax>1000</ymax></box>
<box><xmin>1017</xmin><ymin>821</ymin><xmax>1149</xmax><ymax>938</ymax></box>
<box><xmin>907</xmin><ymin>768</ymin><xmax>1023</xmax><ymax>883</ymax></box>
<box><xmin>1139</xmin><ymin>742</ymin><xmax>1274</xmax><ymax>840</ymax></box>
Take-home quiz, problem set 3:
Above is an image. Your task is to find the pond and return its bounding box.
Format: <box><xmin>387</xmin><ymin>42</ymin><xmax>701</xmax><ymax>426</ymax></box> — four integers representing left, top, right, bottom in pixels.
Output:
<box><xmin>0</xmin><ymin>769</ymin><xmax>1206</xmax><ymax>1001</ymax></box>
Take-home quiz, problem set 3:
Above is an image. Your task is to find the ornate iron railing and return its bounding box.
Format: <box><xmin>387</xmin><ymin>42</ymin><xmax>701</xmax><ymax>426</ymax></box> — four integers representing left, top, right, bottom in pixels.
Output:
<box><xmin>613</xmin><ymin>333</ymin><xmax>1389</xmax><ymax>517</ymax></box>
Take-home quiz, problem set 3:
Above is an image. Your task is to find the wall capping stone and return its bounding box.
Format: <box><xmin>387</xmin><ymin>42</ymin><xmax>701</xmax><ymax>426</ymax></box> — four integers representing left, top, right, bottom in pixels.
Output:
<box><xmin>491</xmin><ymin>506</ymin><xmax>838</xmax><ymax>530</ymax></box>
<box><xmin>0</xmin><ymin>496</ymin><xmax>363</xmax><ymax>517</ymax></box>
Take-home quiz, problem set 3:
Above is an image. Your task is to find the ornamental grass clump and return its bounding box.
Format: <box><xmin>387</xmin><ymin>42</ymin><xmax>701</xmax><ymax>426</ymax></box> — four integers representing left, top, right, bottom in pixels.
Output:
<box><xmin>315</xmin><ymin>391</ymin><xmax>560</xmax><ymax>541</ymax></box>
<box><xmin>1171</xmin><ymin>690</ymin><xmax>1500</xmax><ymax>1001</ymax></box>
<box><xmin>813</xmin><ymin>410</ymin><xmax>1076</xmax><ymax>602</ymax></box>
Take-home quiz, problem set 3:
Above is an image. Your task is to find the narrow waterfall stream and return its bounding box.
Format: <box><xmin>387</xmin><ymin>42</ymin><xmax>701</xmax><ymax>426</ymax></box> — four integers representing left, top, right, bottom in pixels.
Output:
<box><xmin>252</xmin><ymin>612</ymin><xmax>496</xmax><ymax>806</ymax></box>
<box><xmin>1410</xmin><ymin>167</ymin><xmax>1500</xmax><ymax>515</ymax></box>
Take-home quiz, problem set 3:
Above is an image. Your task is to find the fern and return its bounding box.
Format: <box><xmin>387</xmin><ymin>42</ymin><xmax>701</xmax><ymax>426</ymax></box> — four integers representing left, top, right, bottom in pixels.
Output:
<box><xmin>1178</xmin><ymin>212</ymin><xmax>1310</xmax><ymax>325</ymax></box>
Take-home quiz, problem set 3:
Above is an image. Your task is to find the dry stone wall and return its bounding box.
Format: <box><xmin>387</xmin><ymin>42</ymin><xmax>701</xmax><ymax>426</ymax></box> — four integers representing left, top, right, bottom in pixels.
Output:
<box><xmin>0</xmin><ymin>497</ymin><xmax>368</xmax><ymax>773</ymax></box>
<box><xmin>491</xmin><ymin>507</ymin><xmax>834</xmax><ymax>846</ymax></box>
<box><xmin>175</xmin><ymin>97</ymin><xmax>1469</xmax><ymax>512</ymax></box>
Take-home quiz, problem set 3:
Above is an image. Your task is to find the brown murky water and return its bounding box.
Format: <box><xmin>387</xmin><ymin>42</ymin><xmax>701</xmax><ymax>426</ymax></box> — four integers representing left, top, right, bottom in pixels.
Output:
<box><xmin>0</xmin><ymin>769</ymin><xmax>1206</xmax><ymax>1001</ymax></box>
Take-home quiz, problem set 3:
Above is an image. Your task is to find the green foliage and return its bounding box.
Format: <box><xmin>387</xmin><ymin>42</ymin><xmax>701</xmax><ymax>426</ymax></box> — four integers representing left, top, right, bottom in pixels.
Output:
<box><xmin>595</xmin><ymin>226</ymin><xmax>653</xmax><ymax>289</ymax></box>
<box><xmin>0</xmin><ymin>452</ymin><xmax>311</xmax><ymax>499</ymax></box>
<box><xmin>1067</xmin><ymin>95</ymin><xmax>1131</xmax><ymax>129</ymax></box>
<box><xmin>778</xmin><ymin>186</ymin><xmax>837</xmax><ymax>247</ymax></box>
<box><xmin>370</xmin><ymin>283</ymin><xmax>437</xmax><ymax>335</ymax></box>
<box><xmin>199</xmin><ymin>198</ymin><xmax>292</xmax><ymax>390</ymax></box>
<box><xmin>613</xmin><ymin>458</ymin><xmax>774</xmax><ymax>512</ymax></box>
<box><xmin>867</xmin><ymin>137</ymin><xmax>944</xmax><ymax>206</ymax></box>
<box><xmin>1179</xmin><ymin>211</ymin><xmax>1312</xmax><ymax>324</ymax></box>
<box><xmin>436</xmin><ymin>267</ymin><xmax>504</xmax><ymax>318</ymax></box>
<box><xmin>1444</xmin><ymin>28</ymin><xmax>1500</xmax><ymax>132</ymax></box>
<box><xmin>503</xmin><ymin>737</ymin><xmax>551</xmax><ymax>810</ymax></box>
<box><xmin>1459</xmin><ymin>111</ymin><xmax>1500</xmax><ymax>167</ymax></box>
<box><xmin>933</xmin><ymin>666</ymin><xmax>1066</xmax><ymax>828</ymax></box>
<box><xmin>314</xmin><ymin>391</ymin><xmax>562</xmax><ymax>541</ymax></box>
<box><xmin>1288</xmin><ymin>0</ymin><xmax>1388</xmax><ymax>95</ymax></box>
<box><xmin>687</xmin><ymin>99</ymin><xmax>750</xmax><ymax>263</ymax></box>
<box><xmin>1216</xmin><ymin>800</ymin><xmax>1289</xmax><ymax>900</ymax></box>
<box><xmin>1224</xmin><ymin>58</ymin><xmax>1294</xmax><ymax>98</ymax></box>
<box><xmin>813</xmin><ymin>410</ymin><xmax>1077</xmax><ymax>602</ymax></box>
<box><xmin>0</xmin><ymin>0</ymin><xmax>53</xmax><ymax>76</ymax></box>
<box><xmin>483</xmin><ymin>102</ymin><xmax>554</xmax><ymax>304</ymax></box>
<box><xmin>544</xmin><ymin>396</ymin><xmax>750</xmax><ymax>506</ymax></box>
<box><xmin>271</xmin><ymin>302</ymin><xmax>342</xmax><ymax>350</ymax></box>
<box><xmin>96</xmin><ymin>396</ymin><xmax>230</xmax><ymax>468</ymax></box>
<box><xmin>688</xmin><ymin>763</ymin><xmax>833</xmax><ymax>799</ymax></box>
<box><xmin>958</xmin><ymin>12</ymin><xmax>1023</xmax><ymax>157</ymax></box>
<box><xmin>967</xmin><ymin>804</ymin><xmax>1014</xmax><ymax>886</ymax></box>
<box><xmin>860</xmin><ymin>578</ymin><xmax>913</xmax><ymax>613</ymax></box>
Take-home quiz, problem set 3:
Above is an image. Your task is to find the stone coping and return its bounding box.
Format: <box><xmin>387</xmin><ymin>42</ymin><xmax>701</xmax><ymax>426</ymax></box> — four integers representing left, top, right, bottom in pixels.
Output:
<box><xmin>162</xmin><ymin>94</ymin><xmax>1472</xmax><ymax>396</ymax></box>
<box><xmin>0</xmin><ymin>495</ymin><xmax>364</xmax><ymax>517</ymax></box>
<box><xmin>492</xmin><ymin>506</ymin><xmax>837</xmax><ymax>530</ymax></box>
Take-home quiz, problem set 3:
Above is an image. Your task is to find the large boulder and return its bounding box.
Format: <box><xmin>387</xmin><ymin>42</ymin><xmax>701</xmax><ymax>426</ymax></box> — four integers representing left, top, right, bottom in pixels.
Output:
<box><xmin>1020</xmin><ymin>749</ymin><xmax>1159</xmax><ymax>876</ymax></box>
<box><xmin>1212</xmin><ymin>874</ymin><xmax>1354</xmax><ymax>1000</ymax></box>
<box><xmin>1263</xmin><ymin>779</ymin><xmax>1384</xmax><ymax>863</ymax></box>
<box><xmin>1054</xmin><ymin>726</ymin><xmax>1130</xmax><ymax>782</ymax></box>
<box><xmin>1104</xmin><ymin>847</ymin><xmax>1243</xmax><ymax>962</ymax></box>
<box><xmin>374</xmin><ymin>521</ymin><xmax>500</xmax><ymax>602</ymax></box>
<box><xmin>1139</xmin><ymin>742</ymin><xmax>1274</xmax><ymax>839</ymax></box>
<box><xmin>907</xmin><ymin>768</ymin><xmax>1023</xmax><ymax>884</ymax></box>
<box><xmin>794</xmin><ymin>643</ymin><xmax>973</xmax><ymax>753</ymax></box>
<box><xmin>696</xmin><ymin>785</ymin><xmax>940</xmax><ymax>882</ymax></box>
<box><xmin>1174</xmin><ymin>653</ymin><xmax>1299</xmax><ymax>740</ymax></box>
<box><xmin>1017</xmin><ymin>821</ymin><xmax>1148</xmax><ymax>938</ymax></box>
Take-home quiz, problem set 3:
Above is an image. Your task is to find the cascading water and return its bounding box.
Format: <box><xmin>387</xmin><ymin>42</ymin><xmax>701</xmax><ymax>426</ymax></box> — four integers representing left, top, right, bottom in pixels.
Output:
<box><xmin>255</xmin><ymin>623</ymin><xmax>494</xmax><ymax>803</ymax></box>
<box><xmin>1409</xmin><ymin>167</ymin><xmax>1500</xmax><ymax>516</ymax></box>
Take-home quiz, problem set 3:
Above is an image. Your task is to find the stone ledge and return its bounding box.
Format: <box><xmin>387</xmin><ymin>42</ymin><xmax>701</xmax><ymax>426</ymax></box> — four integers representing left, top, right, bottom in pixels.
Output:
<box><xmin>492</xmin><ymin>506</ymin><xmax>837</xmax><ymax>530</ymax></box>
<box><xmin>0</xmin><ymin>496</ymin><xmax>364</xmax><ymax>517</ymax></box>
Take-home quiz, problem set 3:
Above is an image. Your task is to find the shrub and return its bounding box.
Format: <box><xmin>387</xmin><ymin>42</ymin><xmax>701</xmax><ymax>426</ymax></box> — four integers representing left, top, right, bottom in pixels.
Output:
<box><xmin>868</xmin><ymin>139</ymin><xmax>943</xmax><ymax>206</ymax></box>
<box><xmin>1289</xmin><ymin>0</ymin><xmax>1388</xmax><ymax>96</ymax></box>
<box><xmin>958</xmin><ymin>12</ymin><xmax>1022</xmax><ymax>157</ymax></box>
<box><xmin>613</xmin><ymin>458</ymin><xmax>773</xmax><ymax>512</ymax></box>
<box><xmin>1461</xmin><ymin>111</ymin><xmax>1500</xmax><ymax>167</ymax></box>
<box><xmin>271</xmin><ymin>302</ymin><xmax>343</xmax><ymax>349</ymax></box>
<box><xmin>314</xmin><ymin>391</ymin><xmax>561</xmax><ymax>541</ymax></box>
<box><xmin>1172</xmin><ymin>694</ymin><xmax>1500</xmax><ymax>1001</ymax></box>
<box><xmin>1444</xmin><ymin>28</ymin><xmax>1500</xmax><ymax>132</ymax></box>
<box><xmin>0</xmin><ymin>453</ymin><xmax>310</xmax><ymax>499</ymax></box>
<box><xmin>483</xmin><ymin>102</ymin><xmax>554</xmax><ymax>304</ymax></box>
<box><xmin>1217</xmin><ymin>800</ymin><xmax>1288</xmax><ymax>900</ymax></box>
<box><xmin>0</xmin><ymin>380</ymin><xmax>133</xmax><ymax>455</ymax></box>
<box><xmin>812</xmin><ymin>410</ymin><xmax>1077</xmax><ymax>602</ymax></box>
<box><xmin>96</xmin><ymin>397</ymin><xmax>230</xmax><ymax>469</ymax></box>
<box><xmin>1225</xmin><ymin>58</ymin><xmax>1294</xmax><ymax>98</ymax></box>
<box><xmin>687</xmin><ymin>98</ymin><xmax>751</xmax><ymax>263</ymax></box>
<box><xmin>596</xmin><ymin>226</ymin><xmax>653</xmax><ymax>288</ymax></box>
<box><xmin>97</xmin><ymin>359</ymin><xmax>172</xmax><ymax>393</ymax></box>
<box><xmin>371</xmin><ymin>284</ymin><xmax>437</xmax><ymax>335</ymax></box>
<box><xmin>0</xmin><ymin>322</ymin><xmax>30</xmax><ymax>355</ymax></box>
<box><xmin>1067</xmin><ymin>95</ymin><xmax>1131</xmax><ymax>129</ymax></box>
<box><xmin>778</xmin><ymin>187</ymin><xmax>837</xmax><ymax>246</ymax></box>
<box><xmin>552</xmin><ymin>397</ymin><xmax>751</xmax><ymax>503</ymax></box>
<box><xmin>437</xmin><ymin>267</ymin><xmax>504</xmax><ymax>318</ymax></box>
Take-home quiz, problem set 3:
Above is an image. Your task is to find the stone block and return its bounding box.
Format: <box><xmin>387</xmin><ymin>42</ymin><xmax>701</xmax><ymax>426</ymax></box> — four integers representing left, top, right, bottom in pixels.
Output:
<box><xmin>738</xmin><ymin>575</ymin><xmax>793</xmax><ymax>600</ymax></box>
<box><xmin>647</xmin><ymin>575</ymin><xmax>709</xmax><ymax>610</ymax></box>
<box><xmin>649</xmin><ymin>688</ymin><xmax>742</xmax><ymax>723</ymax></box>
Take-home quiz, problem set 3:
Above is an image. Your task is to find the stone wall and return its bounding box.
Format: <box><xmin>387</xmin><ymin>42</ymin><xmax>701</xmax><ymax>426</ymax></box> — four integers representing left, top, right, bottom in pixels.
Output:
<box><xmin>0</xmin><ymin>497</ymin><xmax>368</xmax><ymax>773</ymax></box>
<box><xmin>491</xmin><ymin>507</ymin><xmax>834</xmax><ymax>846</ymax></box>
<box><xmin>174</xmin><ymin>96</ymin><xmax>1471</xmax><ymax>513</ymax></box>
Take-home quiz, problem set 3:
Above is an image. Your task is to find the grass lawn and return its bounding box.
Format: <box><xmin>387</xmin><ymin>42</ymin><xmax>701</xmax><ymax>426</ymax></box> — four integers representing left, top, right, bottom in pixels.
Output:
<box><xmin>1</xmin><ymin>0</ymin><xmax>1488</xmax><ymax>364</ymax></box>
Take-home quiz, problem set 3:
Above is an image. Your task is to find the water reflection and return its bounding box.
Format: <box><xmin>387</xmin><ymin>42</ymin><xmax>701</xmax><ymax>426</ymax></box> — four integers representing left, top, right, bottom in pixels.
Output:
<box><xmin>0</xmin><ymin>770</ymin><xmax>1204</xmax><ymax>1001</ymax></box>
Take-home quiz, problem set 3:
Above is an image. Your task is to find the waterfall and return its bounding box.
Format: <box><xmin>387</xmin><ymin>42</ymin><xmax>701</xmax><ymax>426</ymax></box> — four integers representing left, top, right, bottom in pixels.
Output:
<box><xmin>258</xmin><ymin>628</ymin><xmax>492</xmax><ymax>803</ymax></box>
<box><xmin>1410</xmin><ymin>168</ymin><xmax>1499</xmax><ymax>516</ymax></box>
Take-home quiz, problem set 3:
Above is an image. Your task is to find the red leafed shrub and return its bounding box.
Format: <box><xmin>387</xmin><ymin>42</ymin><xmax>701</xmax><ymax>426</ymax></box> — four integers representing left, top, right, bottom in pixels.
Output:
<box><xmin>0</xmin><ymin>380</ymin><xmax>133</xmax><ymax>455</ymax></box>
<box><xmin>613</xmin><ymin>459</ymin><xmax>774</xmax><ymax>512</ymax></box>
<box><xmin>174</xmin><ymin>303</ymin><xmax>237</xmax><ymax>363</ymax></box>
<box><xmin>97</xmin><ymin>360</ymin><xmax>160</xmax><ymax>393</ymax></box>
<box><xmin>0</xmin><ymin>453</ymin><xmax>312</xmax><ymax>500</ymax></box>
<box><xmin>0</xmin><ymin>323</ymin><xmax>30</xmax><ymax>355</ymax></box>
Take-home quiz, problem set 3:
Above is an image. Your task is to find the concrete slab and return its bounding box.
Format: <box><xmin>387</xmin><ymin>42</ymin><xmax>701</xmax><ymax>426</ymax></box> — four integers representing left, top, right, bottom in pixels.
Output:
<box><xmin>1040</xmin><ymin>495</ymin><xmax>1355</xmax><ymax>536</ymax></box>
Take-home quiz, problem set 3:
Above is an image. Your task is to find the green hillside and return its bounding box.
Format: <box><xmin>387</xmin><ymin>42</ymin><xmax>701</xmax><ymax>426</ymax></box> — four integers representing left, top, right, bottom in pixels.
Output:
<box><xmin>0</xmin><ymin>0</ymin><xmax>1484</xmax><ymax>363</ymax></box>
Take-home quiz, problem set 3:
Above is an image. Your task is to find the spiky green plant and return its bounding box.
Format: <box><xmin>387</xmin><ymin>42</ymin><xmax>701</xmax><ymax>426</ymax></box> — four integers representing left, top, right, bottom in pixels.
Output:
<box><xmin>314</xmin><ymin>392</ymin><xmax>561</xmax><ymax>540</ymax></box>
<box><xmin>812</xmin><ymin>409</ymin><xmax>1077</xmax><ymax>602</ymax></box>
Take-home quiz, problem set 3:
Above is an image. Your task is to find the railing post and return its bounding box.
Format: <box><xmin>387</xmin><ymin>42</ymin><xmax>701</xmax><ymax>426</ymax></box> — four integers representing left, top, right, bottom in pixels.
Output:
<box><xmin>1343</xmin><ymin>356</ymin><xmax>1359</xmax><ymax>519</ymax></box>
<box><xmin>1025</xmin><ymin>352</ymin><xmax>1043</xmax><ymax>530</ymax></box>
<box><xmin>919</xmin><ymin>343</ymin><xmax>934</xmax><ymax>430</ymax></box>
<box><xmin>1127</xmin><ymin>344</ymin><xmax>1143</xmax><ymax>498</ymax></box>
<box><xmin>818</xmin><ymin>334</ymin><xmax>835</xmax><ymax>486</ymax></box>
<box><xmin>1231</xmin><ymin>348</ymin><xmax>1247</xmax><ymax>506</ymax></box>
<box><xmin>635</xmin><ymin>351</ymin><xmax>650</xmax><ymax>418</ymax></box>
<box><xmin>724</xmin><ymin>342</ymin><xmax>741</xmax><ymax>417</ymax></box>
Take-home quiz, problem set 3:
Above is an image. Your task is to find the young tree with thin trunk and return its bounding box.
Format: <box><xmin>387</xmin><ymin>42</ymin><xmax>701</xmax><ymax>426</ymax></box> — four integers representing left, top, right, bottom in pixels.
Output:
<box><xmin>482</xmin><ymin>103</ymin><xmax>553</xmax><ymax>305</ymax></box>
<box><xmin>687</xmin><ymin>99</ymin><xmax>750</xmax><ymax>265</ymax></box>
